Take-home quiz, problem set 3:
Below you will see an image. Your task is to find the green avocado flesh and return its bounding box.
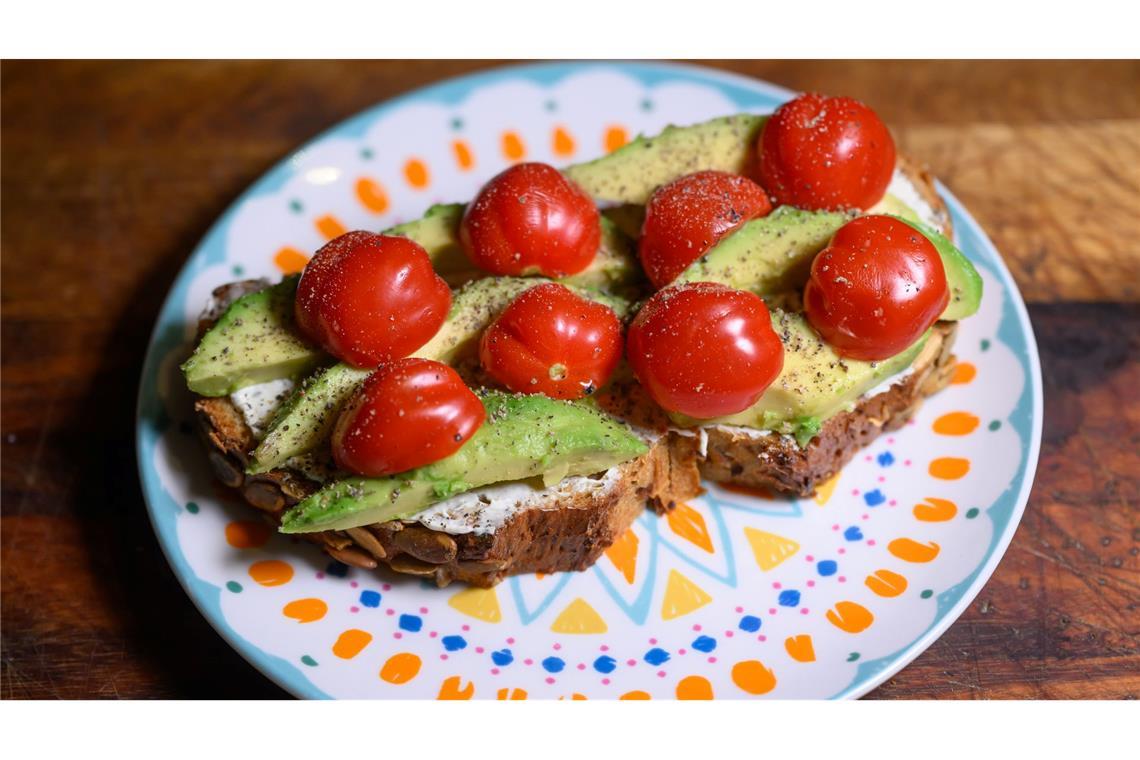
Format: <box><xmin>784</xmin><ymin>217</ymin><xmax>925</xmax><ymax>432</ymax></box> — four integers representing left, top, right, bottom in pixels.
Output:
<box><xmin>601</xmin><ymin>204</ymin><xmax>646</xmax><ymax>240</ymax></box>
<box><xmin>674</xmin><ymin>206</ymin><xmax>855</xmax><ymax>295</ymax></box>
<box><xmin>561</xmin><ymin>217</ymin><xmax>643</xmax><ymax>294</ymax></box>
<box><xmin>181</xmin><ymin>278</ymin><xmax>324</xmax><ymax>397</ymax></box>
<box><xmin>889</xmin><ymin>215</ymin><xmax>983</xmax><ymax>322</ymax></box>
<box><xmin>385</xmin><ymin>203</ymin><xmax>474</xmax><ymax>287</ymax></box>
<box><xmin>279</xmin><ymin>391</ymin><xmax>648</xmax><ymax>533</ymax></box>
<box><xmin>564</xmin><ymin>114</ymin><xmax>767</xmax><ymax>205</ymax></box>
<box><xmin>868</xmin><ymin>193</ymin><xmax>921</xmax><ymax>224</ymax></box>
<box><xmin>670</xmin><ymin>311</ymin><xmax>926</xmax><ymax>432</ymax></box>
<box><xmin>247</xmin><ymin>279</ymin><xmax>631</xmax><ymax>473</ymax></box>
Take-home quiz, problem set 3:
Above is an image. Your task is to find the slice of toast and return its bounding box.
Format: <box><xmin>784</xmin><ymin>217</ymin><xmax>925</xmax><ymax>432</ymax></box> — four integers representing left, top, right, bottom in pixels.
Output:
<box><xmin>675</xmin><ymin>156</ymin><xmax>961</xmax><ymax>497</ymax></box>
<box><xmin>678</xmin><ymin>321</ymin><xmax>957</xmax><ymax>497</ymax></box>
<box><xmin>195</xmin><ymin>383</ymin><xmax>701</xmax><ymax>588</ymax></box>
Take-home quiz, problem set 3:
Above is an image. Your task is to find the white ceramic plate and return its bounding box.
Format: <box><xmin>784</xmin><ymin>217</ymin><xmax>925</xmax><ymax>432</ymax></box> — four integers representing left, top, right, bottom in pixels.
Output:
<box><xmin>137</xmin><ymin>62</ymin><xmax>1043</xmax><ymax>699</ymax></box>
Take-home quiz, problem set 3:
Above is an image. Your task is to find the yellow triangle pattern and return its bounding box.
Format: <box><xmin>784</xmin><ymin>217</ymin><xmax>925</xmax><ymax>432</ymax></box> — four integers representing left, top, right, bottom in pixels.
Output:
<box><xmin>448</xmin><ymin>586</ymin><xmax>502</xmax><ymax>622</ymax></box>
<box><xmin>744</xmin><ymin>528</ymin><xmax>800</xmax><ymax>571</ymax></box>
<box><xmin>813</xmin><ymin>474</ymin><xmax>840</xmax><ymax>506</ymax></box>
<box><xmin>550</xmin><ymin>597</ymin><xmax>608</xmax><ymax>634</ymax></box>
<box><xmin>661</xmin><ymin>569</ymin><xmax>712</xmax><ymax>620</ymax></box>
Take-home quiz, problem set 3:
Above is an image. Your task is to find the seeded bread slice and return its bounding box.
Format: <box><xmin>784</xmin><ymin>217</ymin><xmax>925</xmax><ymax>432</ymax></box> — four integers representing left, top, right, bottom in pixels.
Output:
<box><xmin>195</xmin><ymin>378</ymin><xmax>701</xmax><ymax>588</ymax></box>
<box><xmin>678</xmin><ymin>321</ymin><xmax>958</xmax><ymax>497</ymax></box>
<box><xmin>680</xmin><ymin>155</ymin><xmax>961</xmax><ymax>497</ymax></box>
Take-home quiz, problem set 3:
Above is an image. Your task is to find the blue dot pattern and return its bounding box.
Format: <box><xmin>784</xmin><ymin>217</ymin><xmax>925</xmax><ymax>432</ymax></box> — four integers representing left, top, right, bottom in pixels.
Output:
<box><xmin>593</xmin><ymin>655</ymin><xmax>617</xmax><ymax>673</ymax></box>
<box><xmin>778</xmin><ymin>589</ymin><xmax>801</xmax><ymax>607</ymax></box>
<box><xmin>398</xmin><ymin>614</ymin><xmax>422</xmax><ymax>632</ymax></box>
<box><xmin>691</xmin><ymin>635</ymin><xmax>717</xmax><ymax>652</ymax></box>
<box><xmin>441</xmin><ymin>635</ymin><xmax>467</xmax><ymax>651</ymax></box>
<box><xmin>644</xmin><ymin>647</ymin><xmax>670</xmax><ymax>666</ymax></box>
<box><xmin>877</xmin><ymin>451</ymin><xmax>895</xmax><ymax>466</ymax></box>
<box><xmin>844</xmin><ymin>526</ymin><xmax>864</xmax><ymax>541</ymax></box>
<box><xmin>491</xmin><ymin>649</ymin><xmax>514</xmax><ymax>666</ymax></box>
<box><xmin>739</xmin><ymin>615</ymin><xmax>762</xmax><ymax>632</ymax></box>
<box><xmin>817</xmin><ymin>560</ymin><xmax>838</xmax><ymax>576</ymax></box>
<box><xmin>542</xmin><ymin>656</ymin><xmax>565</xmax><ymax>673</ymax></box>
<box><xmin>359</xmin><ymin>590</ymin><xmax>381</xmax><ymax>608</ymax></box>
<box><xmin>863</xmin><ymin>489</ymin><xmax>886</xmax><ymax>507</ymax></box>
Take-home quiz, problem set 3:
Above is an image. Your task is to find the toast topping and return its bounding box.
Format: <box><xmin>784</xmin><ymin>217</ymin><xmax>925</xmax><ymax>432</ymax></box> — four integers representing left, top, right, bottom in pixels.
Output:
<box><xmin>183</xmin><ymin>105</ymin><xmax>980</xmax><ymax>585</ymax></box>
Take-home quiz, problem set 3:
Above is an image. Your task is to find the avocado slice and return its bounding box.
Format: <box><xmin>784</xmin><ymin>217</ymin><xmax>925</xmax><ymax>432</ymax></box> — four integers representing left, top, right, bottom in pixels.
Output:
<box><xmin>673</xmin><ymin>206</ymin><xmax>856</xmax><ymax>295</ymax></box>
<box><xmin>247</xmin><ymin>362</ymin><xmax>369</xmax><ymax>473</ymax></box>
<box><xmin>247</xmin><ymin>279</ymin><xmax>631</xmax><ymax>473</ymax></box>
<box><xmin>868</xmin><ymin>193</ymin><xmax>922</xmax><ymax>225</ymax></box>
<box><xmin>181</xmin><ymin>277</ymin><xmax>325</xmax><ymax>397</ymax></box>
<box><xmin>385</xmin><ymin>203</ymin><xmax>475</xmax><ymax>287</ymax></box>
<box><xmin>279</xmin><ymin>391</ymin><xmax>648</xmax><ymax>533</ymax></box>
<box><xmin>564</xmin><ymin>114</ymin><xmax>767</xmax><ymax>205</ymax></box>
<box><xmin>889</xmin><ymin>216</ymin><xmax>983</xmax><ymax>321</ymax></box>
<box><xmin>601</xmin><ymin>204</ymin><xmax>646</xmax><ymax>241</ymax></box>
<box><xmin>670</xmin><ymin>310</ymin><xmax>926</xmax><ymax>432</ymax></box>
<box><xmin>559</xmin><ymin>217</ymin><xmax>644</xmax><ymax>294</ymax></box>
<box><xmin>672</xmin><ymin>199</ymin><xmax>980</xmax><ymax>322</ymax></box>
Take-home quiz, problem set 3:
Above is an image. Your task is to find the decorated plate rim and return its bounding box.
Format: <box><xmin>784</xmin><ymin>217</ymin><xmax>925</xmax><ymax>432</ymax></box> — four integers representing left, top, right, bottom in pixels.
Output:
<box><xmin>135</xmin><ymin>61</ymin><xmax>1043</xmax><ymax>700</ymax></box>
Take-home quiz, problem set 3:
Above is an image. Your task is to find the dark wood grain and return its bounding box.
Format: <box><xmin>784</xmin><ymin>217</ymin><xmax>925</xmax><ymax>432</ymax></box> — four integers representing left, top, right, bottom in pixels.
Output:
<box><xmin>2</xmin><ymin>60</ymin><xmax>1138</xmax><ymax>699</ymax></box>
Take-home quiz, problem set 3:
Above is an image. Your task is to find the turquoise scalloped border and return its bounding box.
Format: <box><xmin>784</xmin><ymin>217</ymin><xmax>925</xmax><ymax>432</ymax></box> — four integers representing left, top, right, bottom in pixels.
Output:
<box><xmin>135</xmin><ymin>61</ymin><xmax>1042</xmax><ymax>700</ymax></box>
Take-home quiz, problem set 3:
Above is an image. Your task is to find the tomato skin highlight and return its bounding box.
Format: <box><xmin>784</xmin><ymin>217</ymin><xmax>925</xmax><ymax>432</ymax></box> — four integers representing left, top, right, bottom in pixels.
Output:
<box><xmin>294</xmin><ymin>231</ymin><xmax>451</xmax><ymax>368</ymax></box>
<box><xmin>804</xmin><ymin>215</ymin><xmax>950</xmax><ymax>361</ymax></box>
<box><xmin>626</xmin><ymin>282</ymin><xmax>784</xmax><ymax>419</ymax></box>
<box><xmin>459</xmin><ymin>162</ymin><xmax>601</xmax><ymax>277</ymax></box>
<box><xmin>331</xmin><ymin>358</ymin><xmax>485</xmax><ymax>477</ymax></box>
<box><xmin>479</xmin><ymin>283</ymin><xmax>622</xmax><ymax>400</ymax></box>
<box><xmin>759</xmin><ymin>93</ymin><xmax>896</xmax><ymax>211</ymax></box>
<box><xmin>639</xmin><ymin>170</ymin><xmax>773</xmax><ymax>289</ymax></box>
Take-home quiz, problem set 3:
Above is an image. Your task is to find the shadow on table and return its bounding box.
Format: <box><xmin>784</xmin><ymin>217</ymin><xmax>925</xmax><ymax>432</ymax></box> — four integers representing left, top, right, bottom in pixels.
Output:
<box><xmin>70</xmin><ymin>208</ymin><xmax>290</xmax><ymax>700</ymax></box>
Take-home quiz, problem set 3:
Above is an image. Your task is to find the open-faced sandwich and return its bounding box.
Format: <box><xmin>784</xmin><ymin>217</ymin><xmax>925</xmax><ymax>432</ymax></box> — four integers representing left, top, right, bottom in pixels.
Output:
<box><xmin>184</xmin><ymin>93</ymin><xmax>982</xmax><ymax>588</ymax></box>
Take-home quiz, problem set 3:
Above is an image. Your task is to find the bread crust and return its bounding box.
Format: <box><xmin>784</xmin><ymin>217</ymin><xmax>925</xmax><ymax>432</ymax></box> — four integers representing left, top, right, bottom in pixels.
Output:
<box><xmin>686</xmin><ymin>322</ymin><xmax>958</xmax><ymax>497</ymax></box>
<box><xmin>897</xmin><ymin>153</ymin><xmax>953</xmax><ymax>237</ymax></box>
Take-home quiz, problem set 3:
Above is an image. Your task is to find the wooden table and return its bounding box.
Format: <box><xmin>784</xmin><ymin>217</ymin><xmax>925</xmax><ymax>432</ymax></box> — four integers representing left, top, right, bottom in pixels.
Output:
<box><xmin>2</xmin><ymin>60</ymin><xmax>1137</xmax><ymax>699</ymax></box>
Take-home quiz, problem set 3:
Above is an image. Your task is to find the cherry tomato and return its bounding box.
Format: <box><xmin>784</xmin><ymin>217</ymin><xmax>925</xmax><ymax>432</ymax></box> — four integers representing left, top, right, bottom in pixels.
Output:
<box><xmin>639</xmin><ymin>170</ymin><xmax>773</xmax><ymax>289</ymax></box>
<box><xmin>626</xmin><ymin>282</ymin><xmax>784</xmax><ymax>418</ymax></box>
<box><xmin>479</xmin><ymin>283</ymin><xmax>622</xmax><ymax>400</ymax></box>
<box><xmin>332</xmin><ymin>358</ymin><xmax>485</xmax><ymax>477</ymax></box>
<box><xmin>759</xmin><ymin>93</ymin><xmax>896</xmax><ymax>210</ymax></box>
<box><xmin>459</xmin><ymin>162</ymin><xmax>600</xmax><ymax>277</ymax></box>
<box><xmin>295</xmin><ymin>231</ymin><xmax>451</xmax><ymax>368</ymax></box>
<box><xmin>804</xmin><ymin>215</ymin><xmax>949</xmax><ymax>361</ymax></box>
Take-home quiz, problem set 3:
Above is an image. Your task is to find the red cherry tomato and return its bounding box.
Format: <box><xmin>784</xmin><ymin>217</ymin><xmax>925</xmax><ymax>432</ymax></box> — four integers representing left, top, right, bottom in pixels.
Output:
<box><xmin>332</xmin><ymin>358</ymin><xmax>485</xmax><ymax>477</ymax></box>
<box><xmin>626</xmin><ymin>282</ymin><xmax>784</xmax><ymax>418</ymax></box>
<box><xmin>479</xmin><ymin>283</ymin><xmax>622</xmax><ymax>400</ymax></box>
<box><xmin>804</xmin><ymin>215</ymin><xmax>949</xmax><ymax>361</ymax></box>
<box><xmin>639</xmin><ymin>170</ymin><xmax>773</xmax><ymax>289</ymax></box>
<box><xmin>759</xmin><ymin>93</ymin><xmax>896</xmax><ymax>210</ymax></box>
<box><xmin>459</xmin><ymin>162</ymin><xmax>601</xmax><ymax>277</ymax></box>
<box><xmin>295</xmin><ymin>231</ymin><xmax>451</xmax><ymax>368</ymax></box>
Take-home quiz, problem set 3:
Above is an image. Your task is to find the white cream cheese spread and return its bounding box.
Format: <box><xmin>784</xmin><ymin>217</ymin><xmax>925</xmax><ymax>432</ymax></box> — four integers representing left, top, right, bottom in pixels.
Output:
<box><xmin>229</xmin><ymin>377</ymin><xmax>295</xmax><ymax>438</ymax></box>
<box><xmin>887</xmin><ymin>168</ymin><xmax>946</xmax><ymax>232</ymax></box>
<box><xmin>414</xmin><ymin>467</ymin><xmax>624</xmax><ymax>536</ymax></box>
